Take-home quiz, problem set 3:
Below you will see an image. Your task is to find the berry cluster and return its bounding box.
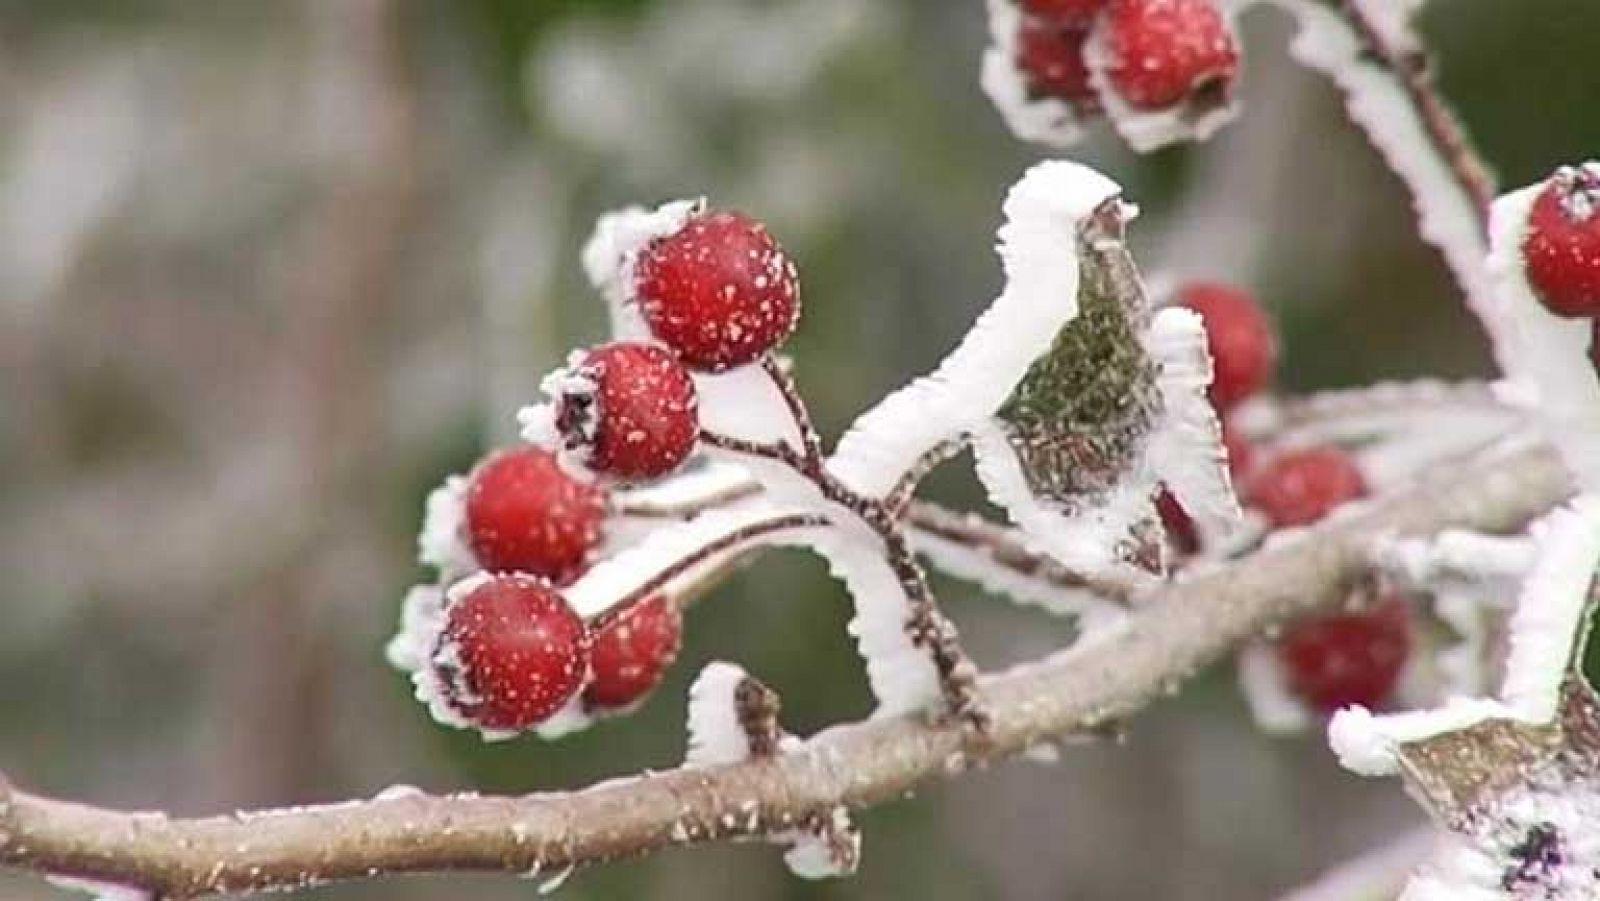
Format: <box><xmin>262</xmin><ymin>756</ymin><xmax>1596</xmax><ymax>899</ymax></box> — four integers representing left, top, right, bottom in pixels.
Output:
<box><xmin>1522</xmin><ymin>162</ymin><xmax>1600</xmax><ymax>365</ymax></box>
<box><xmin>398</xmin><ymin>204</ymin><xmax>802</xmax><ymax>735</ymax></box>
<box><xmin>1148</xmin><ymin>279</ymin><xmax>1412</xmax><ymax>714</ymax></box>
<box><xmin>997</xmin><ymin>0</ymin><xmax>1241</xmax><ymax>148</ymax></box>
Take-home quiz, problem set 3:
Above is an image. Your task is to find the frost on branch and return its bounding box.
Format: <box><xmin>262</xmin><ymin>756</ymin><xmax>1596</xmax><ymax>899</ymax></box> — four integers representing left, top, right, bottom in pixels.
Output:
<box><xmin>44</xmin><ymin>876</ymin><xmax>152</xmax><ymax>901</ymax></box>
<box><xmin>1327</xmin><ymin>497</ymin><xmax>1600</xmax><ymax>899</ymax></box>
<box><xmin>684</xmin><ymin>663</ymin><xmax>861</xmax><ymax>879</ymax></box>
<box><xmin>1261</xmin><ymin>0</ymin><xmax>1495</xmax><ymax>326</ymax></box>
<box><xmin>1484</xmin><ymin>178</ymin><xmax>1600</xmax><ymax>491</ymax></box>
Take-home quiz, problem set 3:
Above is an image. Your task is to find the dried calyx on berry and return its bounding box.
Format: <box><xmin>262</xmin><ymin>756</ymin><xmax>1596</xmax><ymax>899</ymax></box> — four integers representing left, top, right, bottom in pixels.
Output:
<box><xmin>1085</xmin><ymin>0</ymin><xmax>1240</xmax><ymax>151</ymax></box>
<box><xmin>462</xmin><ymin>446</ymin><xmax>606</xmax><ymax>580</ymax></box>
<box><xmin>1522</xmin><ymin>162</ymin><xmax>1600</xmax><ymax>319</ymax></box>
<box><xmin>584</xmin><ymin>594</ymin><xmax>683</xmax><ymax>711</ymax></box>
<box><xmin>633</xmin><ymin>207</ymin><xmax>801</xmax><ymax>371</ymax></box>
<box><xmin>394</xmin><ymin>574</ymin><xmax>592</xmax><ymax>736</ymax></box>
<box><xmin>545</xmin><ymin>341</ymin><xmax>700</xmax><ymax>481</ymax></box>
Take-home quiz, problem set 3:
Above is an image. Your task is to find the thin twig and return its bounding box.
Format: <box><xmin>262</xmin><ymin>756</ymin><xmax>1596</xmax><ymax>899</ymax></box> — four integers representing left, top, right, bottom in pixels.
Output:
<box><xmin>761</xmin><ymin>356</ymin><xmax>826</xmax><ymax>469</ymax></box>
<box><xmin>1337</xmin><ymin>0</ymin><xmax>1496</xmax><ymax>220</ymax></box>
<box><xmin>0</xmin><ymin>443</ymin><xmax>1569</xmax><ymax>898</ymax></box>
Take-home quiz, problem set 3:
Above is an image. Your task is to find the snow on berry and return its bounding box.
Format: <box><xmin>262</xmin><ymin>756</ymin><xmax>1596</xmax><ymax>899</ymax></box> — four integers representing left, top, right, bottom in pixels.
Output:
<box><xmin>584</xmin><ymin>593</ymin><xmax>683</xmax><ymax>711</ymax></box>
<box><xmin>540</xmin><ymin>341</ymin><xmax>700</xmax><ymax>481</ymax></box>
<box><xmin>463</xmin><ymin>446</ymin><xmax>606</xmax><ymax>580</ymax></box>
<box><xmin>417</xmin><ymin>474</ymin><xmax>477</xmax><ymax>580</ymax></box>
<box><xmin>1084</xmin><ymin>0</ymin><xmax>1240</xmax><ymax>152</ymax></box>
<box><xmin>980</xmin><ymin>0</ymin><xmax>1099</xmax><ymax>147</ymax></box>
<box><xmin>429</xmin><ymin>573</ymin><xmax>590</xmax><ymax>734</ymax></box>
<box><xmin>582</xmin><ymin>198</ymin><xmax>703</xmax><ymax>340</ymax></box>
<box><xmin>1485</xmin><ymin>176</ymin><xmax>1600</xmax><ymax>491</ymax></box>
<box><xmin>1174</xmin><ymin>281</ymin><xmax>1276</xmax><ymax>409</ymax></box>
<box><xmin>633</xmin><ymin>208</ymin><xmax>801</xmax><ymax>371</ymax></box>
<box><xmin>1245</xmin><ymin>446</ymin><xmax>1367</xmax><ymax>529</ymax></box>
<box><xmin>1521</xmin><ymin>162</ymin><xmax>1600</xmax><ymax>318</ymax></box>
<box><xmin>1277</xmin><ymin>596</ymin><xmax>1412</xmax><ymax>713</ymax></box>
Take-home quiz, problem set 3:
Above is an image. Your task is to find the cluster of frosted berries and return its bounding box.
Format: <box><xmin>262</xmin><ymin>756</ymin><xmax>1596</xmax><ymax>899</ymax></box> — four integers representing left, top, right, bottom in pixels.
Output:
<box><xmin>999</xmin><ymin>0</ymin><xmax>1240</xmax><ymax>146</ymax></box>
<box><xmin>402</xmin><ymin>205</ymin><xmax>802</xmax><ymax>736</ymax></box>
<box><xmin>1522</xmin><ymin>162</ymin><xmax>1600</xmax><ymax>360</ymax></box>
<box><xmin>1154</xmin><ymin>281</ymin><xmax>1413</xmax><ymax>713</ymax></box>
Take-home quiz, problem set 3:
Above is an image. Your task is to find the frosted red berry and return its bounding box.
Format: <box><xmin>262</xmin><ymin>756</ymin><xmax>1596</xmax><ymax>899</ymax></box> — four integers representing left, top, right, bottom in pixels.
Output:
<box><xmin>433</xmin><ymin>574</ymin><xmax>590</xmax><ymax>730</ymax></box>
<box><xmin>1019</xmin><ymin>0</ymin><xmax>1109</xmax><ymax>19</ymax></box>
<box><xmin>1246</xmin><ymin>446</ymin><xmax>1366</xmax><ymax>529</ymax></box>
<box><xmin>555</xmin><ymin>342</ymin><xmax>700</xmax><ymax>481</ymax></box>
<box><xmin>1278</xmin><ymin>596</ymin><xmax>1411</xmax><ymax>713</ymax></box>
<box><xmin>1522</xmin><ymin>163</ymin><xmax>1600</xmax><ymax>318</ymax></box>
<box><xmin>464</xmin><ymin>446</ymin><xmax>606</xmax><ymax>580</ymax></box>
<box><xmin>1177</xmin><ymin>281</ymin><xmax>1276</xmax><ymax>409</ymax></box>
<box><xmin>635</xmin><ymin>209</ymin><xmax>800</xmax><ymax>371</ymax></box>
<box><xmin>1098</xmin><ymin>0</ymin><xmax>1239</xmax><ymax>112</ymax></box>
<box><xmin>1016</xmin><ymin>17</ymin><xmax>1101</xmax><ymax>110</ymax></box>
<box><xmin>584</xmin><ymin>594</ymin><xmax>683</xmax><ymax>710</ymax></box>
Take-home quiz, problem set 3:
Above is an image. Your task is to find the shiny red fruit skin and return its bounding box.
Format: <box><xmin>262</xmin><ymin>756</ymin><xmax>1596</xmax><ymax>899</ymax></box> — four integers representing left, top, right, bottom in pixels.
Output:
<box><xmin>435</xmin><ymin>574</ymin><xmax>590</xmax><ymax>730</ymax></box>
<box><xmin>584</xmin><ymin>594</ymin><xmax>683</xmax><ymax>710</ymax></box>
<box><xmin>1019</xmin><ymin>0</ymin><xmax>1108</xmax><ymax>20</ymax></box>
<box><xmin>1278</xmin><ymin>597</ymin><xmax>1411</xmax><ymax>713</ymax></box>
<box><xmin>1177</xmin><ymin>281</ymin><xmax>1276</xmax><ymax>409</ymax></box>
<box><xmin>635</xmin><ymin>210</ymin><xmax>800</xmax><ymax>372</ymax></box>
<box><xmin>560</xmin><ymin>342</ymin><xmax>700</xmax><ymax>480</ymax></box>
<box><xmin>1016</xmin><ymin>17</ymin><xmax>1100</xmax><ymax>108</ymax></box>
<box><xmin>1522</xmin><ymin>164</ymin><xmax>1600</xmax><ymax>318</ymax></box>
<box><xmin>1100</xmin><ymin>0</ymin><xmax>1239</xmax><ymax>111</ymax></box>
<box><xmin>464</xmin><ymin>447</ymin><xmax>606</xmax><ymax>580</ymax></box>
<box><xmin>1246</xmin><ymin>446</ymin><xmax>1366</xmax><ymax>529</ymax></box>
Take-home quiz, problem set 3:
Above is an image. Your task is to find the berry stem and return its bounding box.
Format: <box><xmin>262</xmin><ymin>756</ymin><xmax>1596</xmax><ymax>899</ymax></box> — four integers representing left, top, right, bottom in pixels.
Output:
<box><xmin>588</xmin><ymin>511</ymin><xmax>829</xmax><ymax>634</ymax></box>
<box><xmin>761</xmin><ymin>356</ymin><xmax>826</xmax><ymax>469</ymax></box>
<box><xmin>1334</xmin><ymin>0</ymin><xmax>1496</xmax><ymax>222</ymax></box>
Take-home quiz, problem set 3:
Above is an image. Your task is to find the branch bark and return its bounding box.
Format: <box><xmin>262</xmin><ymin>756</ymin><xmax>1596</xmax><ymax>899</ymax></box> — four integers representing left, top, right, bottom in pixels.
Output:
<box><xmin>0</xmin><ymin>442</ymin><xmax>1570</xmax><ymax>898</ymax></box>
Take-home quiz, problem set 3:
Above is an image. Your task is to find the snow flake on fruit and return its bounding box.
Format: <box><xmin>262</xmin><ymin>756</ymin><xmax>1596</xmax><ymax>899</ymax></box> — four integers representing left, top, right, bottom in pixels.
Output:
<box><xmin>1523</xmin><ymin>163</ymin><xmax>1600</xmax><ymax>319</ymax></box>
<box><xmin>526</xmin><ymin>341</ymin><xmax>700</xmax><ymax>482</ymax></box>
<box><xmin>632</xmin><ymin>208</ymin><xmax>801</xmax><ymax>371</ymax></box>
<box><xmin>1084</xmin><ymin>0</ymin><xmax>1241</xmax><ymax>151</ymax></box>
<box><xmin>428</xmin><ymin>573</ymin><xmax>591</xmax><ymax>735</ymax></box>
<box><xmin>462</xmin><ymin>446</ymin><xmax>607</xmax><ymax>581</ymax></box>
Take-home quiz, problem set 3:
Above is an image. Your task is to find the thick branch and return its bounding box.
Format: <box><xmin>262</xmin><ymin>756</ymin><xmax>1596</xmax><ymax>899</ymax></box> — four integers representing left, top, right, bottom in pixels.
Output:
<box><xmin>0</xmin><ymin>443</ymin><xmax>1570</xmax><ymax>898</ymax></box>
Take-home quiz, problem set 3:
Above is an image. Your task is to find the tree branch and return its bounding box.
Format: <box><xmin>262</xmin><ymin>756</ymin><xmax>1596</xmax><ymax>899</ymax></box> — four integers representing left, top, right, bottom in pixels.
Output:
<box><xmin>0</xmin><ymin>443</ymin><xmax>1569</xmax><ymax>898</ymax></box>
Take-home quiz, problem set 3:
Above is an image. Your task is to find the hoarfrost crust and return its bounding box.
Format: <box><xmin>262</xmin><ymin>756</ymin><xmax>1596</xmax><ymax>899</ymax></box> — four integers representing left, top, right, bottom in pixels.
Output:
<box><xmin>1486</xmin><ymin>184</ymin><xmax>1600</xmax><ymax>491</ymax></box>
<box><xmin>581</xmin><ymin>198</ymin><xmax>703</xmax><ymax>339</ymax></box>
<box><xmin>979</xmin><ymin>0</ymin><xmax>1088</xmax><ymax>148</ymax></box>
<box><xmin>1082</xmin><ymin>10</ymin><xmax>1242</xmax><ymax>152</ymax></box>
<box><xmin>685</xmin><ymin>661</ymin><xmax>753</xmax><ymax>768</ymax></box>
<box><xmin>384</xmin><ymin>576</ymin><xmax>519</xmax><ymax>742</ymax></box>
<box><xmin>418</xmin><ymin>475</ymin><xmax>475</xmax><ymax>579</ymax></box>
<box><xmin>828</xmin><ymin>160</ymin><xmax>1121</xmax><ymax>499</ymax></box>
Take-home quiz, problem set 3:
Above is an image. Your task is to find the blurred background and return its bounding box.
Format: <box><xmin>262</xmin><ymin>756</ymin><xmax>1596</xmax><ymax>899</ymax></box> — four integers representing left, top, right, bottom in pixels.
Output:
<box><xmin>3</xmin><ymin>1</ymin><xmax>1599</xmax><ymax>898</ymax></box>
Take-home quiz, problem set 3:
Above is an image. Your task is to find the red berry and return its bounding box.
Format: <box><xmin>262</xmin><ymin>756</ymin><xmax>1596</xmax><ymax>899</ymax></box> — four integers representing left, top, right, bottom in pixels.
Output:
<box><xmin>1522</xmin><ymin>163</ymin><xmax>1600</xmax><ymax>318</ymax></box>
<box><xmin>1246</xmin><ymin>446</ymin><xmax>1366</xmax><ymax>529</ymax></box>
<box><xmin>434</xmin><ymin>574</ymin><xmax>590</xmax><ymax>730</ymax></box>
<box><xmin>1222</xmin><ymin>419</ymin><xmax>1253</xmax><ymax>478</ymax></box>
<box><xmin>1278</xmin><ymin>596</ymin><xmax>1411</xmax><ymax>713</ymax></box>
<box><xmin>464</xmin><ymin>446</ymin><xmax>606</xmax><ymax>580</ymax></box>
<box><xmin>635</xmin><ymin>209</ymin><xmax>800</xmax><ymax>371</ymax></box>
<box><xmin>584</xmin><ymin>594</ymin><xmax>683</xmax><ymax>710</ymax></box>
<box><xmin>1016</xmin><ymin>17</ymin><xmax>1101</xmax><ymax>109</ymax></box>
<box><xmin>555</xmin><ymin>342</ymin><xmax>700</xmax><ymax>480</ymax></box>
<box><xmin>1098</xmin><ymin>0</ymin><xmax>1239</xmax><ymax>112</ymax></box>
<box><xmin>1019</xmin><ymin>0</ymin><xmax>1109</xmax><ymax>19</ymax></box>
<box><xmin>1177</xmin><ymin>281</ymin><xmax>1276</xmax><ymax>409</ymax></box>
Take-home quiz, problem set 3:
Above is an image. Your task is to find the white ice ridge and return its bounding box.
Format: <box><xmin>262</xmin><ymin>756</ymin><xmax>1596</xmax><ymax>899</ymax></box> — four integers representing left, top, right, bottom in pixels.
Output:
<box><xmin>1328</xmin><ymin>497</ymin><xmax>1600</xmax><ymax>776</ymax></box>
<box><xmin>1485</xmin><ymin>183</ymin><xmax>1600</xmax><ymax>491</ymax></box>
<box><xmin>1257</xmin><ymin>0</ymin><xmax>1494</xmax><ymax>346</ymax></box>
<box><xmin>581</xmin><ymin>198</ymin><xmax>702</xmax><ymax>340</ymax></box>
<box><xmin>685</xmin><ymin>661</ymin><xmax>757</xmax><ymax>768</ymax></box>
<box><xmin>827</xmin><ymin>160</ymin><xmax>1123</xmax><ymax>500</ymax></box>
